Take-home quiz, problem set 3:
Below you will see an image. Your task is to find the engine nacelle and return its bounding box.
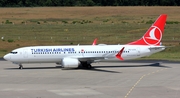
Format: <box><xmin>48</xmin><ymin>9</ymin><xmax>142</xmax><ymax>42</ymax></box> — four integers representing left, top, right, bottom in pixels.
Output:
<box><xmin>61</xmin><ymin>58</ymin><xmax>80</xmax><ymax>68</ymax></box>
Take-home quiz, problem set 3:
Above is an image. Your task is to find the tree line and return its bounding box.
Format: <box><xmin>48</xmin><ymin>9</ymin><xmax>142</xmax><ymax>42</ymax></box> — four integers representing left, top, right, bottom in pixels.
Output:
<box><xmin>0</xmin><ymin>0</ymin><xmax>179</xmax><ymax>7</ymax></box>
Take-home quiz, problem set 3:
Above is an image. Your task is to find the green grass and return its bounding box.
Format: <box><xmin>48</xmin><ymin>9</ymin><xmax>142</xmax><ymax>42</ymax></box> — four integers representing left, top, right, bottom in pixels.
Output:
<box><xmin>0</xmin><ymin>23</ymin><xmax>141</xmax><ymax>43</ymax></box>
<box><xmin>141</xmin><ymin>49</ymin><xmax>180</xmax><ymax>61</ymax></box>
<box><xmin>0</xmin><ymin>15</ymin><xmax>180</xmax><ymax>61</ymax></box>
<box><xmin>1</xmin><ymin>23</ymin><xmax>180</xmax><ymax>43</ymax></box>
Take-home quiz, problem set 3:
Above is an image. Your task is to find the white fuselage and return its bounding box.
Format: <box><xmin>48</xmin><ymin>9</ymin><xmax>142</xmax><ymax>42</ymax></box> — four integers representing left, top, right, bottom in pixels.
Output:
<box><xmin>4</xmin><ymin>45</ymin><xmax>165</xmax><ymax>64</ymax></box>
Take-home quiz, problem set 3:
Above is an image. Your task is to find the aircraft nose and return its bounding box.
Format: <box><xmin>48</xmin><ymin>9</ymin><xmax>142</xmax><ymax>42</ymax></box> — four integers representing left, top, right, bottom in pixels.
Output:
<box><xmin>3</xmin><ymin>54</ymin><xmax>11</xmax><ymax>61</ymax></box>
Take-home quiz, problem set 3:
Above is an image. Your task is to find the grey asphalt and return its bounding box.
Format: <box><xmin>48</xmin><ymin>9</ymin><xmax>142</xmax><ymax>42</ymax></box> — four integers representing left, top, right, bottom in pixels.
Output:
<box><xmin>0</xmin><ymin>60</ymin><xmax>180</xmax><ymax>98</ymax></box>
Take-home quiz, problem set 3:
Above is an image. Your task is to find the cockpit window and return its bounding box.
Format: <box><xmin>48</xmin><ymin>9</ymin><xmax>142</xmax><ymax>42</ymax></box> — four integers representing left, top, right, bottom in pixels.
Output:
<box><xmin>10</xmin><ymin>52</ymin><xmax>18</xmax><ymax>54</ymax></box>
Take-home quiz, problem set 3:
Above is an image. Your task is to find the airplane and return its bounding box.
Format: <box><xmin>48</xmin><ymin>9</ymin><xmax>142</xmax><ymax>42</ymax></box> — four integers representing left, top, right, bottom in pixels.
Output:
<box><xmin>3</xmin><ymin>14</ymin><xmax>167</xmax><ymax>69</ymax></box>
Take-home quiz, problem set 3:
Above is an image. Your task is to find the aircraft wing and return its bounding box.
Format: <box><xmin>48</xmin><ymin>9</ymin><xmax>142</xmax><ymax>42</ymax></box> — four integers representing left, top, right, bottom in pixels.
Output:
<box><xmin>77</xmin><ymin>57</ymin><xmax>105</xmax><ymax>62</ymax></box>
<box><xmin>71</xmin><ymin>47</ymin><xmax>125</xmax><ymax>62</ymax></box>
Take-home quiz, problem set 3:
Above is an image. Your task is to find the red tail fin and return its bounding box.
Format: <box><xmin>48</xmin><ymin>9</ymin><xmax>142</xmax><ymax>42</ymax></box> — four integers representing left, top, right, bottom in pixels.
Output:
<box><xmin>127</xmin><ymin>14</ymin><xmax>167</xmax><ymax>46</ymax></box>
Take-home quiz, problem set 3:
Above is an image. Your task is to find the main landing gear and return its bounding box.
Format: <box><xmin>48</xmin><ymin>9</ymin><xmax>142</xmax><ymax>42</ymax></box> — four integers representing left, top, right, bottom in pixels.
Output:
<box><xmin>86</xmin><ymin>64</ymin><xmax>92</xmax><ymax>69</ymax></box>
<box><xmin>19</xmin><ymin>64</ymin><xmax>23</xmax><ymax>69</ymax></box>
<box><xmin>81</xmin><ymin>62</ymin><xmax>92</xmax><ymax>69</ymax></box>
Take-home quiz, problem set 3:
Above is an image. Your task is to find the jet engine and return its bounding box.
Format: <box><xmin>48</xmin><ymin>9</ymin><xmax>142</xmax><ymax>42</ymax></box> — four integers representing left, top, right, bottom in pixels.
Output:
<box><xmin>61</xmin><ymin>58</ymin><xmax>80</xmax><ymax>68</ymax></box>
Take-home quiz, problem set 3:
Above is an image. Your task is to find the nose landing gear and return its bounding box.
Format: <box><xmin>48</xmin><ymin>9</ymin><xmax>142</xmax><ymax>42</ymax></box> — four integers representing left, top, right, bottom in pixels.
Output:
<box><xmin>19</xmin><ymin>64</ymin><xmax>23</xmax><ymax>69</ymax></box>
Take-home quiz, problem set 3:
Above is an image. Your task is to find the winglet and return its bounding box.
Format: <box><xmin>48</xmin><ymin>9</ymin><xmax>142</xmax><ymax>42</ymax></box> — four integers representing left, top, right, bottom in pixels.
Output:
<box><xmin>116</xmin><ymin>47</ymin><xmax>125</xmax><ymax>60</ymax></box>
<box><xmin>92</xmin><ymin>38</ymin><xmax>97</xmax><ymax>45</ymax></box>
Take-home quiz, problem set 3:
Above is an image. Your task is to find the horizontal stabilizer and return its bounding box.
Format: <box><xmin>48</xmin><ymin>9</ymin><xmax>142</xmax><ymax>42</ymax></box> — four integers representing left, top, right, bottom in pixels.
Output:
<box><xmin>148</xmin><ymin>46</ymin><xmax>166</xmax><ymax>50</ymax></box>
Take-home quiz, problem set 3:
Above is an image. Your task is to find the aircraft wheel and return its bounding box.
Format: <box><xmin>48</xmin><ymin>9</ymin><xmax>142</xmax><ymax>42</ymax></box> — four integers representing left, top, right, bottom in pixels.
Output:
<box><xmin>80</xmin><ymin>62</ymin><xmax>91</xmax><ymax>69</ymax></box>
<box><xmin>87</xmin><ymin>64</ymin><xmax>92</xmax><ymax>69</ymax></box>
<box><xmin>19</xmin><ymin>64</ymin><xmax>23</xmax><ymax>69</ymax></box>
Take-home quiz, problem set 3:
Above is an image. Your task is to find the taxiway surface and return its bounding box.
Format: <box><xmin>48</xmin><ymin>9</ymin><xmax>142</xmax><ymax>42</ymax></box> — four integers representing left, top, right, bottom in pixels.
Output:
<box><xmin>0</xmin><ymin>60</ymin><xmax>180</xmax><ymax>98</ymax></box>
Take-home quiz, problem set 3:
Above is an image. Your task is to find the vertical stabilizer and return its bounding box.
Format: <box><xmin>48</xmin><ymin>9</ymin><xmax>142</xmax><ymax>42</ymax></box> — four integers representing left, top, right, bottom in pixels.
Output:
<box><xmin>127</xmin><ymin>14</ymin><xmax>167</xmax><ymax>46</ymax></box>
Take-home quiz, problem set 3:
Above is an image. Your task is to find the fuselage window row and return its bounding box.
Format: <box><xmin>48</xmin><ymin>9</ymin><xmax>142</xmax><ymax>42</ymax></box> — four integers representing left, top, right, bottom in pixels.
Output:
<box><xmin>31</xmin><ymin>51</ymin><xmax>130</xmax><ymax>54</ymax></box>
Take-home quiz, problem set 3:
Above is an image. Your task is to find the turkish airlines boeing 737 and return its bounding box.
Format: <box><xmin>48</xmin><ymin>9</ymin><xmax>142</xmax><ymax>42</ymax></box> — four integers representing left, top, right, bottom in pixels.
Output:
<box><xmin>4</xmin><ymin>14</ymin><xmax>167</xmax><ymax>69</ymax></box>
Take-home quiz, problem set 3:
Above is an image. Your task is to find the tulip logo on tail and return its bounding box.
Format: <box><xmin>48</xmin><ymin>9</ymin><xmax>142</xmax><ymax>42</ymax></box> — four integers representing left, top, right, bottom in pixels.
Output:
<box><xmin>143</xmin><ymin>26</ymin><xmax>162</xmax><ymax>45</ymax></box>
